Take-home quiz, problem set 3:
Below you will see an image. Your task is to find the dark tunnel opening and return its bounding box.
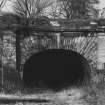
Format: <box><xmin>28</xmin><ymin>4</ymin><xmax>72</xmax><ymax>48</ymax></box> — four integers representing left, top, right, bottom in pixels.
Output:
<box><xmin>23</xmin><ymin>49</ymin><xmax>91</xmax><ymax>92</ymax></box>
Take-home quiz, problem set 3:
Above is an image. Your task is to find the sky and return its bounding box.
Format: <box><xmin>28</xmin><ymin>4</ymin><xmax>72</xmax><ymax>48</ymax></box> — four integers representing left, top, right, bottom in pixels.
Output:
<box><xmin>1</xmin><ymin>0</ymin><xmax>105</xmax><ymax>13</ymax></box>
<box><xmin>1</xmin><ymin>1</ymin><xmax>13</xmax><ymax>12</ymax></box>
<box><xmin>99</xmin><ymin>0</ymin><xmax>105</xmax><ymax>9</ymax></box>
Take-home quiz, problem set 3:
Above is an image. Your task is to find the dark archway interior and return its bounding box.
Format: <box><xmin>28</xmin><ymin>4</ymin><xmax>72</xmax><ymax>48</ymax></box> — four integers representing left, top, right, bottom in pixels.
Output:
<box><xmin>23</xmin><ymin>49</ymin><xmax>91</xmax><ymax>91</ymax></box>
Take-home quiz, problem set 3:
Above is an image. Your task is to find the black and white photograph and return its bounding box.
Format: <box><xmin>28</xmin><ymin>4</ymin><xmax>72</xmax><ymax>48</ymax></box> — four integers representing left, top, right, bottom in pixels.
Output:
<box><xmin>0</xmin><ymin>0</ymin><xmax>105</xmax><ymax>105</ymax></box>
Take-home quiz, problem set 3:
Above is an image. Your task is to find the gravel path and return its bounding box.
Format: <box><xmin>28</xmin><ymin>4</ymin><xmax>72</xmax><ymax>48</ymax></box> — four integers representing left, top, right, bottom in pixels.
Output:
<box><xmin>0</xmin><ymin>87</ymin><xmax>89</xmax><ymax>105</ymax></box>
<box><xmin>0</xmin><ymin>82</ymin><xmax>105</xmax><ymax>105</ymax></box>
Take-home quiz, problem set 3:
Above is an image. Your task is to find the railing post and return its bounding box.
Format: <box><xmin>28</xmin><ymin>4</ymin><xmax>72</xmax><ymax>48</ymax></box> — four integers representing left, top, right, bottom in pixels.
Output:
<box><xmin>56</xmin><ymin>33</ymin><xmax>61</xmax><ymax>49</ymax></box>
<box><xmin>16</xmin><ymin>31</ymin><xmax>21</xmax><ymax>72</ymax></box>
<box><xmin>1</xmin><ymin>33</ymin><xmax>4</xmax><ymax>93</ymax></box>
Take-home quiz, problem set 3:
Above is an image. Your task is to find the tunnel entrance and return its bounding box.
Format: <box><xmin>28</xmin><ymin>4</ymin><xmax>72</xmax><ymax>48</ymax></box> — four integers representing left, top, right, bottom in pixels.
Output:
<box><xmin>23</xmin><ymin>49</ymin><xmax>91</xmax><ymax>92</ymax></box>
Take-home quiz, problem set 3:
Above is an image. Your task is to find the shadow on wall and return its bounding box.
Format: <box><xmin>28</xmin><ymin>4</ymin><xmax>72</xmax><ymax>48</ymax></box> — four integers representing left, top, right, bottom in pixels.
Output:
<box><xmin>23</xmin><ymin>49</ymin><xmax>91</xmax><ymax>92</ymax></box>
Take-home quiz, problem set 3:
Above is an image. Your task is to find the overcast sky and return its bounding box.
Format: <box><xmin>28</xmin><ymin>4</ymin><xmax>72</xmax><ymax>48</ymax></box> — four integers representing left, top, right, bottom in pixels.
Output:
<box><xmin>1</xmin><ymin>0</ymin><xmax>105</xmax><ymax>12</ymax></box>
<box><xmin>99</xmin><ymin>0</ymin><xmax>105</xmax><ymax>9</ymax></box>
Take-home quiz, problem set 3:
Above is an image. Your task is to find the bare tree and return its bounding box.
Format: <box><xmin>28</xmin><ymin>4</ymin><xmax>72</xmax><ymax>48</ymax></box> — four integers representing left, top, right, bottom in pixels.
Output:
<box><xmin>101</xmin><ymin>8</ymin><xmax>105</xmax><ymax>18</ymax></box>
<box><xmin>13</xmin><ymin>0</ymin><xmax>54</xmax><ymax>18</ymax></box>
<box><xmin>57</xmin><ymin>0</ymin><xmax>99</xmax><ymax>19</ymax></box>
<box><xmin>43</xmin><ymin>1</ymin><xmax>62</xmax><ymax>19</ymax></box>
<box><xmin>0</xmin><ymin>0</ymin><xmax>7</xmax><ymax>12</ymax></box>
<box><xmin>0</xmin><ymin>0</ymin><xmax>6</xmax><ymax>9</ymax></box>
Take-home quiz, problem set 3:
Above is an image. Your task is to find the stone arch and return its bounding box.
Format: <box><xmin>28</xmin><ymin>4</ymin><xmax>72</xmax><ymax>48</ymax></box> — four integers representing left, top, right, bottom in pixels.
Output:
<box><xmin>21</xmin><ymin>35</ymin><xmax>98</xmax><ymax>69</ymax></box>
